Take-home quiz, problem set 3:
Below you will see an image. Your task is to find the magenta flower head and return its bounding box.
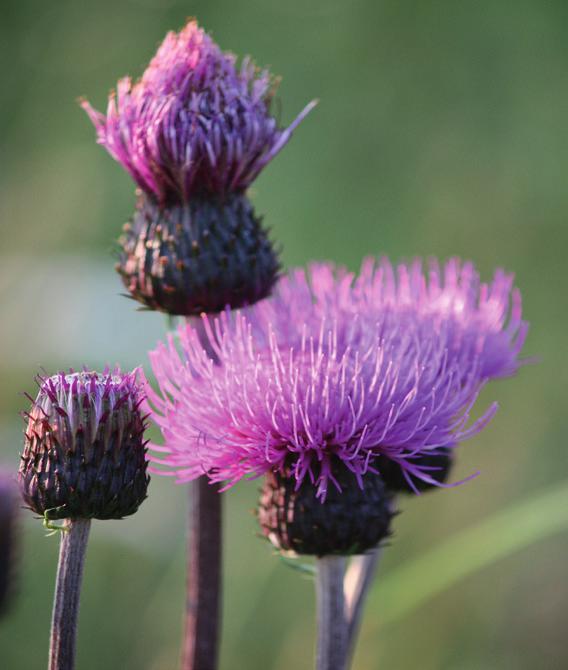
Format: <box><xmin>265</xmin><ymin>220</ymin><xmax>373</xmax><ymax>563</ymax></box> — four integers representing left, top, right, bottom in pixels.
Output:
<box><xmin>81</xmin><ymin>20</ymin><xmax>314</xmax><ymax>316</ymax></box>
<box><xmin>146</xmin><ymin>257</ymin><xmax>528</xmax><ymax>555</ymax></box>
<box><xmin>81</xmin><ymin>19</ymin><xmax>314</xmax><ymax>203</ymax></box>
<box><xmin>19</xmin><ymin>369</ymin><xmax>150</xmax><ymax>522</ymax></box>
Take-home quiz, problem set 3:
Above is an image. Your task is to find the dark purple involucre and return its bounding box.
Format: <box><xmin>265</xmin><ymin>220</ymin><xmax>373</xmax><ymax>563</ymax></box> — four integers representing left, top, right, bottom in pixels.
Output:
<box><xmin>116</xmin><ymin>192</ymin><xmax>280</xmax><ymax>316</ymax></box>
<box><xmin>19</xmin><ymin>368</ymin><xmax>150</xmax><ymax>520</ymax></box>
<box><xmin>145</xmin><ymin>257</ymin><xmax>528</xmax><ymax>499</ymax></box>
<box><xmin>81</xmin><ymin>20</ymin><xmax>315</xmax><ymax>204</ymax></box>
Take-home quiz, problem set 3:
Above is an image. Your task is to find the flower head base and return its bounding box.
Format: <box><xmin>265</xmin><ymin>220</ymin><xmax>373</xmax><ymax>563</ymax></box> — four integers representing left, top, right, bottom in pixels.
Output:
<box><xmin>82</xmin><ymin>20</ymin><xmax>315</xmax><ymax>204</ymax></box>
<box><xmin>117</xmin><ymin>192</ymin><xmax>279</xmax><ymax>316</ymax></box>
<box><xmin>259</xmin><ymin>460</ymin><xmax>393</xmax><ymax>555</ymax></box>
<box><xmin>146</xmin><ymin>257</ymin><xmax>528</xmax><ymax>498</ymax></box>
<box><xmin>19</xmin><ymin>369</ymin><xmax>150</xmax><ymax>521</ymax></box>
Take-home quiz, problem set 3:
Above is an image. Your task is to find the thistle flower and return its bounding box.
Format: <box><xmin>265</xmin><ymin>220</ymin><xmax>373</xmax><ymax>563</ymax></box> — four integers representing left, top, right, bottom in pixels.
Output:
<box><xmin>82</xmin><ymin>20</ymin><xmax>313</xmax><ymax>203</ymax></box>
<box><xmin>19</xmin><ymin>368</ymin><xmax>150</xmax><ymax>521</ymax></box>
<box><xmin>82</xmin><ymin>20</ymin><xmax>314</xmax><ymax>316</ymax></box>
<box><xmin>145</xmin><ymin>257</ymin><xmax>527</xmax><ymax>554</ymax></box>
<box><xmin>147</xmin><ymin>257</ymin><xmax>527</xmax><ymax>493</ymax></box>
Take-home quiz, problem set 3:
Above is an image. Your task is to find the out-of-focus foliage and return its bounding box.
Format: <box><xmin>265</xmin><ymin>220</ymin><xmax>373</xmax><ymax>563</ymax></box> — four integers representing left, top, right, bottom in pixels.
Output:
<box><xmin>0</xmin><ymin>1</ymin><xmax>566</xmax><ymax>668</ymax></box>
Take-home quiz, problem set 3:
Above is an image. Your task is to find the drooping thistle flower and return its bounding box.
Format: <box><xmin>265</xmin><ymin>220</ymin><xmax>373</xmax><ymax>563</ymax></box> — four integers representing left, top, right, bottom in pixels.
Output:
<box><xmin>19</xmin><ymin>368</ymin><xmax>149</xmax><ymax>521</ymax></box>
<box><xmin>0</xmin><ymin>471</ymin><xmax>19</xmax><ymax>619</ymax></box>
<box><xmin>81</xmin><ymin>20</ymin><xmax>315</xmax><ymax>316</ymax></box>
<box><xmin>145</xmin><ymin>257</ymin><xmax>528</xmax><ymax>555</ymax></box>
<box><xmin>19</xmin><ymin>368</ymin><xmax>150</xmax><ymax>670</ymax></box>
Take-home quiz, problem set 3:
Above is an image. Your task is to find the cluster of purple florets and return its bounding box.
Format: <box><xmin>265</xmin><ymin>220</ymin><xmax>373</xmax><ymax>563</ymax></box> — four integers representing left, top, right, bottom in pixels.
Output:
<box><xmin>30</xmin><ymin>368</ymin><xmax>145</xmax><ymax>430</ymax></box>
<box><xmin>146</xmin><ymin>258</ymin><xmax>527</xmax><ymax>498</ymax></box>
<box><xmin>82</xmin><ymin>20</ymin><xmax>314</xmax><ymax>204</ymax></box>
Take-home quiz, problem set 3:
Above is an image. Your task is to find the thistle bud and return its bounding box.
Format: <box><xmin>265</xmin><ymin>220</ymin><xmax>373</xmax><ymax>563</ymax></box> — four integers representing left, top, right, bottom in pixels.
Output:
<box><xmin>117</xmin><ymin>192</ymin><xmax>279</xmax><ymax>316</ymax></box>
<box><xmin>258</xmin><ymin>461</ymin><xmax>393</xmax><ymax>557</ymax></box>
<box><xmin>19</xmin><ymin>369</ymin><xmax>149</xmax><ymax>521</ymax></box>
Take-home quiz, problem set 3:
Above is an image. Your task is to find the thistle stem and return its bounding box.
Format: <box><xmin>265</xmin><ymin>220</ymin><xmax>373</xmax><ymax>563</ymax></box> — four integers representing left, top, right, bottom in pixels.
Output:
<box><xmin>316</xmin><ymin>556</ymin><xmax>348</xmax><ymax>670</ymax></box>
<box><xmin>181</xmin><ymin>316</ymin><xmax>222</xmax><ymax>670</ymax></box>
<box><xmin>182</xmin><ymin>478</ymin><xmax>222</xmax><ymax>670</ymax></box>
<box><xmin>344</xmin><ymin>549</ymin><xmax>383</xmax><ymax>664</ymax></box>
<box><xmin>49</xmin><ymin>518</ymin><xmax>91</xmax><ymax>670</ymax></box>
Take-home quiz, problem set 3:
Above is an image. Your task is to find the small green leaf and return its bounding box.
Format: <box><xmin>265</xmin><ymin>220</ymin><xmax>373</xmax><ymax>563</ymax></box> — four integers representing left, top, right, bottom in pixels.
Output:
<box><xmin>278</xmin><ymin>552</ymin><xmax>316</xmax><ymax>577</ymax></box>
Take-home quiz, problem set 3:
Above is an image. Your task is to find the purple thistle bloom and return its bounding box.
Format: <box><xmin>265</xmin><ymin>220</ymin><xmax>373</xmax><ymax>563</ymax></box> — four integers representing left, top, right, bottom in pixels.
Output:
<box><xmin>19</xmin><ymin>368</ymin><xmax>150</xmax><ymax>520</ymax></box>
<box><xmin>145</xmin><ymin>257</ymin><xmax>528</xmax><ymax>499</ymax></box>
<box><xmin>81</xmin><ymin>20</ymin><xmax>315</xmax><ymax>204</ymax></box>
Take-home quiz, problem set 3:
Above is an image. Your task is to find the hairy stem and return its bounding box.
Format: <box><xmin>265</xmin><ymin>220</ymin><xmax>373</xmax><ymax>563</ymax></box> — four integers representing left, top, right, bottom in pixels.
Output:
<box><xmin>182</xmin><ymin>478</ymin><xmax>222</xmax><ymax>670</ymax></box>
<box><xmin>343</xmin><ymin>549</ymin><xmax>383</xmax><ymax>664</ymax></box>
<box><xmin>49</xmin><ymin>518</ymin><xmax>91</xmax><ymax>670</ymax></box>
<box><xmin>316</xmin><ymin>556</ymin><xmax>348</xmax><ymax>670</ymax></box>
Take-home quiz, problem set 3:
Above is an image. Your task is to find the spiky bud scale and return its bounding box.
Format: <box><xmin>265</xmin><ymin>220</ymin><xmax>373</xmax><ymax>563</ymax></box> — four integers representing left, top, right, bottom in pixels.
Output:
<box><xmin>258</xmin><ymin>462</ymin><xmax>393</xmax><ymax>556</ymax></box>
<box><xmin>117</xmin><ymin>193</ymin><xmax>279</xmax><ymax>316</ymax></box>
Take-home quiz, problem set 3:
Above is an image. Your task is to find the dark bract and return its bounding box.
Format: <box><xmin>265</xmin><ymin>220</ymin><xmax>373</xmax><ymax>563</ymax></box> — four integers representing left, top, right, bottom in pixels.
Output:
<box><xmin>117</xmin><ymin>193</ymin><xmax>280</xmax><ymax>316</ymax></box>
<box><xmin>258</xmin><ymin>462</ymin><xmax>393</xmax><ymax>556</ymax></box>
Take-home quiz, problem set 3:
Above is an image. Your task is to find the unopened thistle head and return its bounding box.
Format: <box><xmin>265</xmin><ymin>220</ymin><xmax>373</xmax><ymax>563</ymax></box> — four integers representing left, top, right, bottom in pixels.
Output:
<box><xmin>19</xmin><ymin>369</ymin><xmax>150</xmax><ymax>521</ymax></box>
<box><xmin>82</xmin><ymin>20</ymin><xmax>314</xmax><ymax>316</ymax></box>
<box><xmin>145</xmin><ymin>257</ymin><xmax>527</xmax><ymax>554</ymax></box>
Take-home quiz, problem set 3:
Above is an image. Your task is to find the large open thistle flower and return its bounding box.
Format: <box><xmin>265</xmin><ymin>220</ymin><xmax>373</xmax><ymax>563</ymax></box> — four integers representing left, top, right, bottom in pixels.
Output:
<box><xmin>19</xmin><ymin>369</ymin><xmax>150</xmax><ymax>521</ymax></box>
<box><xmin>82</xmin><ymin>20</ymin><xmax>312</xmax><ymax>315</ymax></box>
<box><xmin>146</xmin><ymin>257</ymin><xmax>528</xmax><ymax>553</ymax></box>
<box><xmin>147</xmin><ymin>257</ymin><xmax>527</xmax><ymax>489</ymax></box>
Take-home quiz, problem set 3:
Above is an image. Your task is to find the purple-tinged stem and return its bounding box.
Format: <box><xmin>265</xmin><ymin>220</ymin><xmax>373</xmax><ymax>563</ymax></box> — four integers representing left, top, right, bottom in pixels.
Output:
<box><xmin>316</xmin><ymin>556</ymin><xmax>348</xmax><ymax>670</ymax></box>
<box><xmin>343</xmin><ymin>549</ymin><xmax>383</xmax><ymax>664</ymax></box>
<box><xmin>182</xmin><ymin>478</ymin><xmax>222</xmax><ymax>670</ymax></box>
<box><xmin>49</xmin><ymin>518</ymin><xmax>91</xmax><ymax>670</ymax></box>
<box><xmin>182</xmin><ymin>316</ymin><xmax>222</xmax><ymax>670</ymax></box>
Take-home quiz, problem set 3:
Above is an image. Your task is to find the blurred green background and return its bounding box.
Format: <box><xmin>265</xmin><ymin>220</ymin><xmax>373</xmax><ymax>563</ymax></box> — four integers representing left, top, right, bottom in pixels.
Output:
<box><xmin>1</xmin><ymin>0</ymin><xmax>566</xmax><ymax>668</ymax></box>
